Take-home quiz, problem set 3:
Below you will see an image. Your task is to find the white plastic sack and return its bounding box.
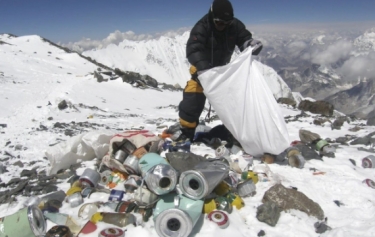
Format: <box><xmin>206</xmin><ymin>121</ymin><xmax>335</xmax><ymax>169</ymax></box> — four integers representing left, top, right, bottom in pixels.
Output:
<box><xmin>45</xmin><ymin>129</ymin><xmax>114</xmax><ymax>175</ymax></box>
<box><xmin>198</xmin><ymin>47</ymin><xmax>290</xmax><ymax>156</ymax></box>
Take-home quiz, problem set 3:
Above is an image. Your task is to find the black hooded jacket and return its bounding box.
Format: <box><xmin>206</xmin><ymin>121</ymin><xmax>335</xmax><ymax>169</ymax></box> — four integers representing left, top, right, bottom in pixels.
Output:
<box><xmin>186</xmin><ymin>9</ymin><xmax>252</xmax><ymax>72</ymax></box>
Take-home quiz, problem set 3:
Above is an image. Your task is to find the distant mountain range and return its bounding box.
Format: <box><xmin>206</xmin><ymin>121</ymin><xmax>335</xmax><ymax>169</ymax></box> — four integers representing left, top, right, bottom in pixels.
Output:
<box><xmin>2</xmin><ymin>27</ymin><xmax>375</xmax><ymax>119</ymax></box>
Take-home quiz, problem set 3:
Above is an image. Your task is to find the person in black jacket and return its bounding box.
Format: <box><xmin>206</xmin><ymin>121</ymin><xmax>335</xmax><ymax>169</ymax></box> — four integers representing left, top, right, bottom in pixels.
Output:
<box><xmin>171</xmin><ymin>0</ymin><xmax>263</xmax><ymax>141</ymax></box>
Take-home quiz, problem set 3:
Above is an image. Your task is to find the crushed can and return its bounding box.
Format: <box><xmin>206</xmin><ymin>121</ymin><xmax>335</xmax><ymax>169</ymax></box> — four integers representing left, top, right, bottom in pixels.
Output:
<box><xmin>0</xmin><ymin>206</ymin><xmax>46</xmax><ymax>237</ymax></box>
<box><xmin>45</xmin><ymin>225</ymin><xmax>73</xmax><ymax>237</ymax></box>
<box><xmin>100</xmin><ymin>212</ymin><xmax>136</xmax><ymax>228</ymax></box>
<box><xmin>215</xmin><ymin>145</ymin><xmax>231</xmax><ymax>158</ymax></box>
<box><xmin>236</xmin><ymin>179</ymin><xmax>256</xmax><ymax>197</ymax></box>
<box><xmin>133</xmin><ymin>186</ymin><xmax>159</xmax><ymax>207</ymax></box>
<box><xmin>108</xmin><ymin>189</ymin><xmax>125</xmax><ymax>201</ymax></box>
<box><xmin>124</xmin><ymin>175</ymin><xmax>142</xmax><ymax>193</ymax></box>
<box><xmin>162</xmin><ymin>140</ymin><xmax>191</xmax><ymax>153</ymax></box>
<box><xmin>362</xmin><ymin>155</ymin><xmax>375</xmax><ymax>168</ymax></box>
<box><xmin>115</xmin><ymin>201</ymin><xmax>137</xmax><ymax>213</ymax></box>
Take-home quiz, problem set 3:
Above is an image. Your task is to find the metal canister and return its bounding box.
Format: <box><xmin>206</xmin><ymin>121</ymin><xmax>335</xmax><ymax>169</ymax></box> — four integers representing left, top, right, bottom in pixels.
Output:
<box><xmin>81</xmin><ymin>187</ymin><xmax>95</xmax><ymax>198</ymax></box>
<box><xmin>98</xmin><ymin>227</ymin><xmax>125</xmax><ymax>237</ymax></box>
<box><xmin>154</xmin><ymin>192</ymin><xmax>204</xmax><ymax>237</ymax></box>
<box><xmin>215</xmin><ymin>145</ymin><xmax>231</xmax><ymax>158</ymax></box>
<box><xmin>362</xmin><ymin>155</ymin><xmax>375</xmax><ymax>168</ymax></box>
<box><xmin>363</xmin><ymin>179</ymin><xmax>375</xmax><ymax>189</ymax></box>
<box><xmin>215</xmin><ymin>196</ymin><xmax>233</xmax><ymax>214</ymax></box>
<box><xmin>115</xmin><ymin>201</ymin><xmax>137</xmax><ymax>213</ymax></box>
<box><xmin>114</xmin><ymin>150</ymin><xmax>127</xmax><ymax>163</ymax></box>
<box><xmin>237</xmin><ymin>179</ymin><xmax>256</xmax><ymax>197</ymax></box>
<box><xmin>101</xmin><ymin>213</ymin><xmax>136</xmax><ymax>228</ymax></box>
<box><xmin>133</xmin><ymin>186</ymin><xmax>159</xmax><ymax>207</ymax></box>
<box><xmin>121</xmin><ymin>139</ymin><xmax>137</xmax><ymax>154</ymax></box>
<box><xmin>108</xmin><ymin>190</ymin><xmax>125</xmax><ymax>201</ymax></box>
<box><xmin>100</xmin><ymin>170</ymin><xmax>113</xmax><ymax>186</ymax></box>
<box><xmin>134</xmin><ymin>206</ymin><xmax>153</xmax><ymax>222</ymax></box>
<box><xmin>123</xmin><ymin>154</ymin><xmax>140</xmax><ymax>175</ymax></box>
<box><xmin>286</xmin><ymin>147</ymin><xmax>305</xmax><ymax>168</ymax></box>
<box><xmin>124</xmin><ymin>175</ymin><xmax>142</xmax><ymax>193</ymax></box>
<box><xmin>0</xmin><ymin>206</ymin><xmax>46</xmax><ymax>237</ymax></box>
<box><xmin>139</xmin><ymin>153</ymin><xmax>178</xmax><ymax>195</ymax></box>
<box><xmin>45</xmin><ymin>225</ymin><xmax>73</xmax><ymax>237</ymax></box>
<box><xmin>67</xmin><ymin>192</ymin><xmax>83</xmax><ymax>208</ymax></box>
<box><xmin>207</xmin><ymin>210</ymin><xmax>230</xmax><ymax>229</ymax></box>
<box><xmin>226</xmin><ymin>192</ymin><xmax>244</xmax><ymax>210</ymax></box>
<box><xmin>79</xmin><ymin>168</ymin><xmax>101</xmax><ymax>188</ymax></box>
<box><xmin>179</xmin><ymin>160</ymin><xmax>229</xmax><ymax>200</ymax></box>
<box><xmin>132</xmin><ymin>146</ymin><xmax>148</xmax><ymax>159</ymax></box>
<box><xmin>241</xmin><ymin>171</ymin><xmax>259</xmax><ymax>184</ymax></box>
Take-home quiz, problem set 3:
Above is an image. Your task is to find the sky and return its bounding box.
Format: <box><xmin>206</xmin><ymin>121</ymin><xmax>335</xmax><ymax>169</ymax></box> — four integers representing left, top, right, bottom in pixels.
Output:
<box><xmin>1</xmin><ymin>0</ymin><xmax>375</xmax><ymax>44</ymax></box>
<box><xmin>1</xmin><ymin>33</ymin><xmax>375</xmax><ymax>237</ymax></box>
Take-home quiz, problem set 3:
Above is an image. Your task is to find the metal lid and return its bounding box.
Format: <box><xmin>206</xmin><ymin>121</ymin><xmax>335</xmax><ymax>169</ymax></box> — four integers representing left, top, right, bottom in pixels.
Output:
<box><xmin>155</xmin><ymin>209</ymin><xmax>193</xmax><ymax>237</ymax></box>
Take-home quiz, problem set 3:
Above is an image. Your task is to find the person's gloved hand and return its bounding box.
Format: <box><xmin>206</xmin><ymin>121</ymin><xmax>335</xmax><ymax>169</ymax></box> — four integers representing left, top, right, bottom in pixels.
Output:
<box><xmin>242</xmin><ymin>39</ymin><xmax>263</xmax><ymax>55</ymax></box>
<box><xmin>249</xmin><ymin>39</ymin><xmax>263</xmax><ymax>55</ymax></box>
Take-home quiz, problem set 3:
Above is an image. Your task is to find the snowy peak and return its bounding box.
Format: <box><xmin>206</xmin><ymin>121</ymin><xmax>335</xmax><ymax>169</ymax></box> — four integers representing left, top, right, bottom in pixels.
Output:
<box><xmin>83</xmin><ymin>31</ymin><xmax>293</xmax><ymax>100</ymax></box>
<box><xmin>354</xmin><ymin>28</ymin><xmax>375</xmax><ymax>51</ymax></box>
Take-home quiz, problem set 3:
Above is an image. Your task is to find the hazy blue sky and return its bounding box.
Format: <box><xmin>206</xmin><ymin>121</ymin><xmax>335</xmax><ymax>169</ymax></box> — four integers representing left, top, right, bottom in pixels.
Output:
<box><xmin>1</xmin><ymin>0</ymin><xmax>375</xmax><ymax>43</ymax></box>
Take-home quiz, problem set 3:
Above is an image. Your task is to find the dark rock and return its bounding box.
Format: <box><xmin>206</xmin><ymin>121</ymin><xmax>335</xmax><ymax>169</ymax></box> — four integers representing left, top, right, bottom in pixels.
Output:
<box><xmin>0</xmin><ymin>124</ymin><xmax>7</xmax><ymax>128</ymax></box>
<box><xmin>277</xmin><ymin>97</ymin><xmax>296</xmax><ymax>107</ymax></box>
<box><xmin>41</xmin><ymin>185</ymin><xmax>59</xmax><ymax>194</ymax></box>
<box><xmin>257</xmin><ymin>230</ymin><xmax>266</xmax><ymax>236</ymax></box>
<box><xmin>6</xmin><ymin>178</ymin><xmax>21</xmax><ymax>186</ymax></box>
<box><xmin>262</xmin><ymin>183</ymin><xmax>324</xmax><ymax>220</ymax></box>
<box><xmin>331</xmin><ymin>117</ymin><xmax>346</xmax><ymax>130</ymax></box>
<box><xmin>12</xmin><ymin>160</ymin><xmax>24</xmax><ymax>168</ymax></box>
<box><xmin>58</xmin><ymin>100</ymin><xmax>68</xmax><ymax>110</ymax></box>
<box><xmin>314</xmin><ymin>218</ymin><xmax>331</xmax><ymax>234</ymax></box>
<box><xmin>294</xmin><ymin>143</ymin><xmax>321</xmax><ymax>160</ymax></box>
<box><xmin>299</xmin><ymin>129</ymin><xmax>320</xmax><ymax>144</ymax></box>
<box><xmin>298</xmin><ymin>100</ymin><xmax>334</xmax><ymax>117</ymax></box>
<box><xmin>20</xmin><ymin>169</ymin><xmax>37</xmax><ymax>178</ymax></box>
<box><xmin>256</xmin><ymin>201</ymin><xmax>281</xmax><ymax>227</ymax></box>
<box><xmin>349</xmin><ymin>159</ymin><xmax>356</xmax><ymax>166</ymax></box>
<box><xmin>94</xmin><ymin>71</ymin><xmax>106</xmax><ymax>83</ymax></box>
<box><xmin>367</xmin><ymin>116</ymin><xmax>375</xmax><ymax>126</ymax></box>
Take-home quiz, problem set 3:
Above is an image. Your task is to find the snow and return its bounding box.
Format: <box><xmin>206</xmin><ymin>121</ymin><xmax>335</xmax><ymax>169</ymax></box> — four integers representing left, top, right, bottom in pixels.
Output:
<box><xmin>1</xmin><ymin>34</ymin><xmax>375</xmax><ymax>237</ymax></box>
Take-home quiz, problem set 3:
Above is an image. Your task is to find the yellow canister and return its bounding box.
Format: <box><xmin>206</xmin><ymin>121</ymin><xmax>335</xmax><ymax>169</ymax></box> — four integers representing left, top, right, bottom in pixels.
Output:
<box><xmin>66</xmin><ymin>186</ymin><xmax>82</xmax><ymax>196</ymax></box>
<box><xmin>202</xmin><ymin>199</ymin><xmax>217</xmax><ymax>214</ymax></box>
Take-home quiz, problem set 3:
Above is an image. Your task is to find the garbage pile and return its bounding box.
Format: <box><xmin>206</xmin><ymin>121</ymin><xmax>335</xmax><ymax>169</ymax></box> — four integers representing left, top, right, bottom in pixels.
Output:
<box><xmin>1</xmin><ymin>126</ymin><xmax>374</xmax><ymax>237</ymax></box>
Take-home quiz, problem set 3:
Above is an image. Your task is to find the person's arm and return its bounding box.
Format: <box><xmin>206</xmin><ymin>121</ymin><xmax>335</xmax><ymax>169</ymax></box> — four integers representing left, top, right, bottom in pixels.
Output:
<box><xmin>186</xmin><ymin>21</ymin><xmax>211</xmax><ymax>71</ymax></box>
<box><xmin>236</xmin><ymin>20</ymin><xmax>263</xmax><ymax>55</ymax></box>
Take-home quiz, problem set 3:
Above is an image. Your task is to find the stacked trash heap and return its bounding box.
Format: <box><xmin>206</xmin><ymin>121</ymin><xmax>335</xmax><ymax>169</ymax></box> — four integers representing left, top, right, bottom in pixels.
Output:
<box><xmin>0</xmin><ymin>128</ymin><xmax>259</xmax><ymax>237</ymax></box>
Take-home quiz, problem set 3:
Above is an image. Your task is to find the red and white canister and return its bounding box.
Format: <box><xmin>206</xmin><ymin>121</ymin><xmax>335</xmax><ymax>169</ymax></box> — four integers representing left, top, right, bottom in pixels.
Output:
<box><xmin>363</xmin><ymin>179</ymin><xmax>375</xmax><ymax>189</ymax></box>
<box><xmin>362</xmin><ymin>155</ymin><xmax>375</xmax><ymax>168</ymax></box>
<box><xmin>98</xmin><ymin>227</ymin><xmax>125</xmax><ymax>237</ymax></box>
<box><xmin>207</xmin><ymin>210</ymin><xmax>230</xmax><ymax>229</ymax></box>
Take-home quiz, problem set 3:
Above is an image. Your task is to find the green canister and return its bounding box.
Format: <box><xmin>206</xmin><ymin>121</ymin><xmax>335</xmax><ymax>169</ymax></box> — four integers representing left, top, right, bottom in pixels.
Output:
<box><xmin>153</xmin><ymin>192</ymin><xmax>204</xmax><ymax>237</ymax></box>
<box><xmin>0</xmin><ymin>206</ymin><xmax>46</xmax><ymax>237</ymax></box>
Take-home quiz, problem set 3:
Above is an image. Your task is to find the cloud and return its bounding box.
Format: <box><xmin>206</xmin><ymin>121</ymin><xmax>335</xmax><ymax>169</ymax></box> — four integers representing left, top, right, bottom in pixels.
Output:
<box><xmin>311</xmin><ymin>40</ymin><xmax>352</xmax><ymax>65</ymax></box>
<box><xmin>60</xmin><ymin>28</ymin><xmax>191</xmax><ymax>53</ymax></box>
<box><xmin>286</xmin><ymin>41</ymin><xmax>308</xmax><ymax>58</ymax></box>
<box><xmin>60</xmin><ymin>30</ymin><xmax>154</xmax><ymax>53</ymax></box>
<box><xmin>338</xmin><ymin>52</ymin><xmax>375</xmax><ymax>81</ymax></box>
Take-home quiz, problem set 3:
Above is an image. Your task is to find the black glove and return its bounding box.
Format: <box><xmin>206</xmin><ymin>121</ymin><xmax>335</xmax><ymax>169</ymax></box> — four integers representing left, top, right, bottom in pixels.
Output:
<box><xmin>242</xmin><ymin>39</ymin><xmax>263</xmax><ymax>55</ymax></box>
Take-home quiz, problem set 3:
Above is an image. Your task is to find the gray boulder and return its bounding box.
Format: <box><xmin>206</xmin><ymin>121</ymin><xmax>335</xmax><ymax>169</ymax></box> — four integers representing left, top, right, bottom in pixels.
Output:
<box><xmin>262</xmin><ymin>183</ymin><xmax>324</xmax><ymax>220</ymax></box>
<box><xmin>298</xmin><ymin>100</ymin><xmax>334</xmax><ymax>117</ymax></box>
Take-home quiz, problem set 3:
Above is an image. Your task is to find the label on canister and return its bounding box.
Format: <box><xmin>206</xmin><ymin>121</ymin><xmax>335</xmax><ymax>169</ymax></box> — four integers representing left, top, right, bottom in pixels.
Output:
<box><xmin>133</xmin><ymin>147</ymin><xmax>148</xmax><ymax>159</ymax></box>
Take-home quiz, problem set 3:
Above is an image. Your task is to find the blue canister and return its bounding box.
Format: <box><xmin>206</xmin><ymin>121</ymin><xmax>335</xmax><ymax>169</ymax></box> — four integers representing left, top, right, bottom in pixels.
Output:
<box><xmin>108</xmin><ymin>189</ymin><xmax>125</xmax><ymax>201</ymax></box>
<box><xmin>153</xmin><ymin>192</ymin><xmax>204</xmax><ymax>237</ymax></box>
<box><xmin>138</xmin><ymin>153</ymin><xmax>177</xmax><ymax>195</ymax></box>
